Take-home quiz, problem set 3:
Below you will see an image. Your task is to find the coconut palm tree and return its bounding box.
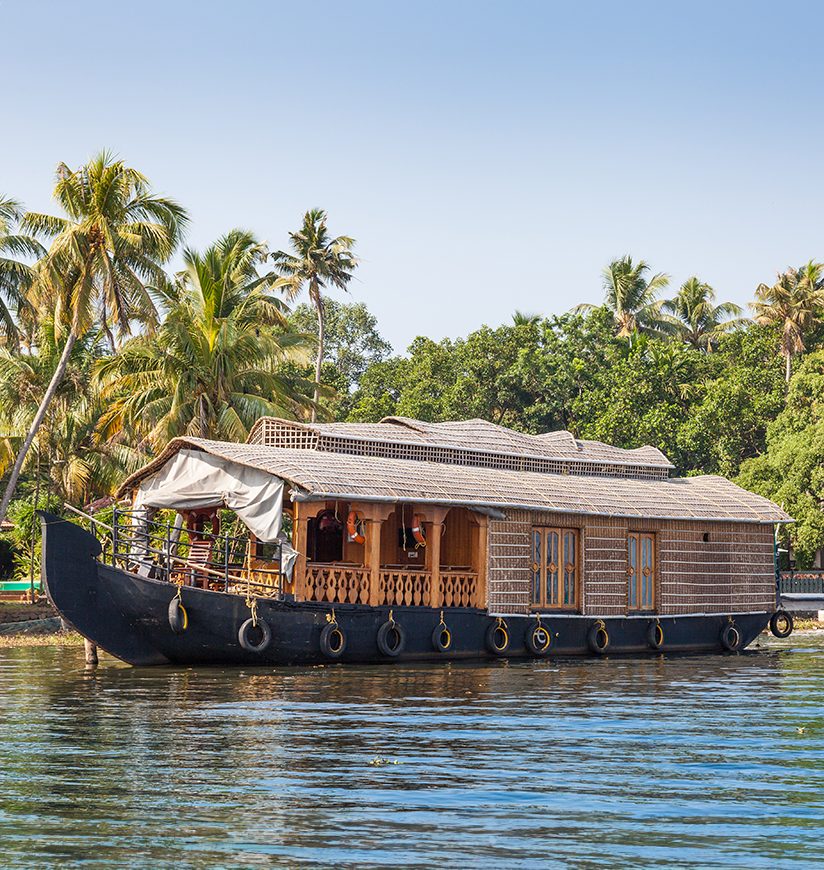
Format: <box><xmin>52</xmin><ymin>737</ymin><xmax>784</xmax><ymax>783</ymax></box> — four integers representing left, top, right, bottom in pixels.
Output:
<box><xmin>96</xmin><ymin>230</ymin><xmax>313</xmax><ymax>448</ymax></box>
<box><xmin>753</xmin><ymin>261</ymin><xmax>824</xmax><ymax>382</ymax></box>
<box><xmin>0</xmin><ymin>322</ymin><xmax>140</xmax><ymax>504</ymax></box>
<box><xmin>575</xmin><ymin>256</ymin><xmax>674</xmax><ymax>342</ymax></box>
<box><xmin>662</xmin><ymin>277</ymin><xmax>746</xmax><ymax>350</ymax></box>
<box><xmin>0</xmin><ymin>196</ymin><xmax>44</xmax><ymax>349</ymax></box>
<box><xmin>0</xmin><ymin>153</ymin><xmax>187</xmax><ymax>524</ymax></box>
<box><xmin>271</xmin><ymin>209</ymin><xmax>358</xmax><ymax>421</ymax></box>
<box><xmin>512</xmin><ymin>310</ymin><xmax>541</xmax><ymax>326</ymax></box>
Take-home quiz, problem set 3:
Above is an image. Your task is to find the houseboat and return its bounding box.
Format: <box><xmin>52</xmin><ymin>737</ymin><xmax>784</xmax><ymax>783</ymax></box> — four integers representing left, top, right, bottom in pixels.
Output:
<box><xmin>40</xmin><ymin>416</ymin><xmax>795</xmax><ymax>666</ymax></box>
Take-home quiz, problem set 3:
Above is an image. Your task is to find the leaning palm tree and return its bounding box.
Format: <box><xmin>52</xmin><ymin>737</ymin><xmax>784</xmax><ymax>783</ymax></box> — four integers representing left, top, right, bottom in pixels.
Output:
<box><xmin>0</xmin><ymin>196</ymin><xmax>44</xmax><ymax>348</ymax></box>
<box><xmin>0</xmin><ymin>323</ymin><xmax>139</xmax><ymax>504</ymax></box>
<box><xmin>271</xmin><ymin>209</ymin><xmax>358</xmax><ymax>421</ymax></box>
<box><xmin>575</xmin><ymin>256</ymin><xmax>674</xmax><ymax>341</ymax></box>
<box><xmin>0</xmin><ymin>152</ymin><xmax>187</xmax><ymax>524</ymax></box>
<box><xmin>96</xmin><ymin>231</ymin><xmax>312</xmax><ymax>449</ymax></box>
<box><xmin>662</xmin><ymin>277</ymin><xmax>746</xmax><ymax>350</ymax></box>
<box><xmin>753</xmin><ymin>261</ymin><xmax>824</xmax><ymax>382</ymax></box>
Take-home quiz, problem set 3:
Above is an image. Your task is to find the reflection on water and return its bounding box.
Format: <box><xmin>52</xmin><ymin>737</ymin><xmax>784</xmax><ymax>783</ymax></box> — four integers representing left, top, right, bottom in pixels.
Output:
<box><xmin>1</xmin><ymin>640</ymin><xmax>824</xmax><ymax>868</ymax></box>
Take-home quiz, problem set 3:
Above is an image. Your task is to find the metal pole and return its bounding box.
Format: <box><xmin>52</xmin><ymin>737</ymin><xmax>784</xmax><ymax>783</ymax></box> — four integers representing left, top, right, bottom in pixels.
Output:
<box><xmin>112</xmin><ymin>506</ymin><xmax>119</xmax><ymax>568</ymax></box>
<box><xmin>224</xmin><ymin>533</ymin><xmax>230</xmax><ymax>592</ymax></box>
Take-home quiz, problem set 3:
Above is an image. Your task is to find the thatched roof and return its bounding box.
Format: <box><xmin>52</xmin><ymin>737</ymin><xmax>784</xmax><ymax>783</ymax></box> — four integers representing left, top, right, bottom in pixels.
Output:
<box><xmin>246</xmin><ymin>416</ymin><xmax>674</xmax><ymax>480</ymax></box>
<box><xmin>119</xmin><ymin>437</ymin><xmax>791</xmax><ymax>524</ymax></box>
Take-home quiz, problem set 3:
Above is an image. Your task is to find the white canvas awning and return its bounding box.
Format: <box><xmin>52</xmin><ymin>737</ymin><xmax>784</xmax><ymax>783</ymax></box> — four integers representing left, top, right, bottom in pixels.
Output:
<box><xmin>133</xmin><ymin>448</ymin><xmax>284</xmax><ymax>542</ymax></box>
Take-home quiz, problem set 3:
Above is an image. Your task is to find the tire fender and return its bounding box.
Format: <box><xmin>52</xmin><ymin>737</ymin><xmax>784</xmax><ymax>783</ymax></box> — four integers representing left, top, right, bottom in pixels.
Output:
<box><xmin>525</xmin><ymin>621</ymin><xmax>552</xmax><ymax>656</ymax></box>
<box><xmin>168</xmin><ymin>597</ymin><xmax>188</xmax><ymax>634</ymax></box>
<box><xmin>720</xmin><ymin>622</ymin><xmax>741</xmax><ymax>652</ymax></box>
<box><xmin>587</xmin><ymin>621</ymin><xmax>610</xmax><ymax>655</ymax></box>
<box><xmin>238</xmin><ymin>617</ymin><xmax>272</xmax><ymax>653</ymax></box>
<box><xmin>376</xmin><ymin>618</ymin><xmax>406</xmax><ymax>657</ymax></box>
<box><xmin>769</xmin><ymin>611</ymin><xmax>793</xmax><ymax>639</ymax></box>
<box><xmin>647</xmin><ymin>620</ymin><xmax>664</xmax><ymax>650</ymax></box>
<box><xmin>485</xmin><ymin>619</ymin><xmax>510</xmax><ymax>656</ymax></box>
<box><xmin>320</xmin><ymin>621</ymin><xmax>347</xmax><ymax>659</ymax></box>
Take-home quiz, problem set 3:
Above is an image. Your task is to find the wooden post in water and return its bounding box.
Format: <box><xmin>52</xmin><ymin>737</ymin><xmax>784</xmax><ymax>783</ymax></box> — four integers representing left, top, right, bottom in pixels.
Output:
<box><xmin>84</xmin><ymin>638</ymin><xmax>98</xmax><ymax>666</ymax></box>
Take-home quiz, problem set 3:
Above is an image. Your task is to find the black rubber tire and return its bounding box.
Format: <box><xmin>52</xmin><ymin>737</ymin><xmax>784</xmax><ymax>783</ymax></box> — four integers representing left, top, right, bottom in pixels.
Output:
<box><xmin>238</xmin><ymin>617</ymin><xmax>272</xmax><ymax>653</ymax></box>
<box><xmin>168</xmin><ymin>598</ymin><xmax>188</xmax><ymax>634</ymax></box>
<box><xmin>720</xmin><ymin>622</ymin><xmax>741</xmax><ymax>652</ymax></box>
<box><xmin>587</xmin><ymin>622</ymin><xmax>610</xmax><ymax>655</ymax></box>
<box><xmin>647</xmin><ymin>621</ymin><xmax>664</xmax><ymax>650</ymax></box>
<box><xmin>320</xmin><ymin>622</ymin><xmax>347</xmax><ymax>659</ymax></box>
<box><xmin>769</xmin><ymin>611</ymin><xmax>794</xmax><ymax>639</ymax></box>
<box><xmin>376</xmin><ymin>620</ymin><xmax>406</xmax><ymax>657</ymax></box>
<box><xmin>432</xmin><ymin>623</ymin><xmax>452</xmax><ymax>652</ymax></box>
<box><xmin>525</xmin><ymin>623</ymin><xmax>552</xmax><ymax>655</ymax></box>
<box><xmin>485</xmin><ymin>621</ymin><xmax>510</xmax><ymax>656</ymax></box>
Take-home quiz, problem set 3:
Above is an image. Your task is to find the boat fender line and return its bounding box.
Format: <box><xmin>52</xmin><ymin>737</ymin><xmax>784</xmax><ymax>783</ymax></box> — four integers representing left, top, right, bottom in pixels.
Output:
<box><xmin>720</xmin><ymin>621</ymin><xmax>742</xmax><ymax>652</ymax></box>
<box><xmin>168</xmin><ymin>592</ymin><xmax>188</xmax><ymax>634</ymax></box>
<box><xmin>377</xmin><ymin>610</ymin><xmax>406</xmax><ymax>657</ymax></box>
<box><xmin>525</xmin><ymin>618</ymin><xmax>552</xmax><ymax>656</ymax></box>
<box><xmin>320</xmin><ymin>610</ymin><xmax>347</xmax><ymax>659</ymax></box>
<box><xmin>432</xmin><ymin>611</ymin><xmax>452</xmax><ymax>652</ymax></box>
<box><xmin>347</xmin><ymin>511</ymin><xmax>365</xmax><ymax>545</ymax></box>
<box><xmin>647</xmin><ymin>619</ymin><xmax>664</xmax><ymax>650</ymax></box>
<box><xmin>587</xmin><ymin>620</ymin><xmax>610</xmax><ymax>655</ymax></box>
<box><xmin>769</xmin><ymin>610</ymin><xmax>794</xmax><ymax>639</ymax></box>
<box><xmin>485</xmin><ymin>617</ymin><xmax>510</xmax><ymax>656</ymax></box>
<box><xmin>238</xmin><ymin>617</ymin><xmax>272</xmax><ymax>653</ymax></box>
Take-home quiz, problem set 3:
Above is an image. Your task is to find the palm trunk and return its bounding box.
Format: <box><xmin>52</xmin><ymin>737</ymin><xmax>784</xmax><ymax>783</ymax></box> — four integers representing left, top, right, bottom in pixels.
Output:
<box><xmin>0</xmin><ymin>329</ymin><xmax>78</xmax><ymax>525</ymax></box>
<box><xmin>785</xmin><ymin>351</ymin><xmax>792</xmax><ymax>384</ymax></box>
<box><xmin>311</xmin><ymin>284</ymin><xmax>325</xmax><ymax>423</ymax></box>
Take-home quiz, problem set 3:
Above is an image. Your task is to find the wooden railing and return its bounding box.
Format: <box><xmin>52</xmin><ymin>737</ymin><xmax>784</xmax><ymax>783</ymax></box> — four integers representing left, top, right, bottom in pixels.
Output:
<box><xmin>305</xmin><ymin>563</ymin><xmax>370</xmax><ymax>604</ymax></box>
<box><xmin>379</xmin><ymin>570</ymin><xmax>431</xmax><ymax>606</ymax></box>
<box><xmin>438</xmin><ymin>571</ymin><xmax>479</xmax><ymax>608</ymax></box>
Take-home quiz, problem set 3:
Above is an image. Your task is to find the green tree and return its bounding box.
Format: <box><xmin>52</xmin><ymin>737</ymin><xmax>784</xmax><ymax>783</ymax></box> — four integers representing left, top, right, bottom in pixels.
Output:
<box><xmin>737</xmin><ymin>350</ymin><xmax>824</xmax><ymax>566</ymax></box>
<box><xmin>0</xmin><ymin>196</ymin><xmax>44</xmax><ymax>349</ymax></box>
<box><xmin>662</xmin><ymin>276</ymin><xmax>746</xmax><ymax>350</ymax></box>
<box><xmin>0</xmin><ymin>153</ymin><xmax>187</xmax><ymax>523</ymax></box>
<box><xmin>271</xmin><ymin>209</ymin><xmax>358</xmax><ymax>422</ymax></box>
<box><xmin>753</xmin><ymin>261</ymin><xmax>824</xmax><ymax>382</ymax></box>
<box><xmin>97</xmin><ymin>230</ymin><xmax>311</xmax><ymax>448</ymax></box>
<box><xmin>288</xmin><ymin>299</ymin><xmax>391</xmax><ymax>418</ymax></box>
<box><xmin>0</xmin><ymin>323</ymin><xmax>138</xmax><ymax>504</ymax></box>
<box><xmin>576</xmin><ymin>255</ymin><xmax>674</xmax><ymax>341</ymax></box>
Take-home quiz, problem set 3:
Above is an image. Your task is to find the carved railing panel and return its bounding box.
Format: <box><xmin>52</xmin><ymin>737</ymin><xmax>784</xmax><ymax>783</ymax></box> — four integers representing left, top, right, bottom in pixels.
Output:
<box><xmin>305</xmin><ymin>564</ymin><xmax>370</xmax><ymax>604</ymax></box>
<box><xmin>379</xmin><ymin>570</ymin><xmax>431</xmax><ymax>607</ymax></box>
<box><xmin>438</xmin><ymin>571</ymin><xmax>479</xmax><ymax>608</ymax></box>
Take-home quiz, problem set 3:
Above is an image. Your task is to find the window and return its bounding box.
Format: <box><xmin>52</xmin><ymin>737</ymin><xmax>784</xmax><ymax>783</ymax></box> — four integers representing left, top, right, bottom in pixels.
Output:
<box><xmin>627</xmin><ymin>532</ymin><xmax>655</xmax><ymax>610</ymax></box>
<box><xmin>532</xmin><ymin>527</ymin><xmax>578</xmax><ymax>609</ymax></box>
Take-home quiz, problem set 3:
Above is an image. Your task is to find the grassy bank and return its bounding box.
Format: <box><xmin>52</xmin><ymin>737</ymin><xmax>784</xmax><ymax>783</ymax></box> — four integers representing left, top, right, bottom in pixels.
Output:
<box><xmin>0</xmin><ymin>632</ymin><xmax>84</xmax><ymax>649</ymax></box>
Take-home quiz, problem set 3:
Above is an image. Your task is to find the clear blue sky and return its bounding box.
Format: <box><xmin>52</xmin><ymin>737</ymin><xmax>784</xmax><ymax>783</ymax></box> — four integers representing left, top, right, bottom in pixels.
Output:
<box><xmin>3</xmin><ymin>0</ymin><xmax>823</xmax><ymax>351</ymax></box>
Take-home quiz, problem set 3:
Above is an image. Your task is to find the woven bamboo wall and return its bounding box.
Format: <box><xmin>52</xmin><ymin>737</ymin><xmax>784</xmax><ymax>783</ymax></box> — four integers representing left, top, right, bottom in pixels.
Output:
<box><xmin>487</xmin><ymin>512</ymin><xmax>776</xmax><ymax>615</ymax></box>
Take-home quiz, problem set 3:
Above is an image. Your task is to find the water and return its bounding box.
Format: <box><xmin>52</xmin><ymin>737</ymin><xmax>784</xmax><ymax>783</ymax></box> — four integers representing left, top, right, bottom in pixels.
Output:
<box><xmin>1</xmin><ymin>639</ymin><xmax>824</xmax><ymax>868</ymax></box>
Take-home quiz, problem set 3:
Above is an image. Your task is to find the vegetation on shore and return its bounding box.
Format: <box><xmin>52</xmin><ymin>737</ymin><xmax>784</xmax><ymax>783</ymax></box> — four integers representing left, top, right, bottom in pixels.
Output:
<box><xmin>1</xmin><ymin>152</ymin><xmax>824</xmax><ymax>581</ymax></box>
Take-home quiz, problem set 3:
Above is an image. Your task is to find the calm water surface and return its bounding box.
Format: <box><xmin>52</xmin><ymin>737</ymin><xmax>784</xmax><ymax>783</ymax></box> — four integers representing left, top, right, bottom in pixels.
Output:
<box><xmin>1</xmin><ymin>637</ymin><xmax>824</xmax><ymax>868</ymax></box>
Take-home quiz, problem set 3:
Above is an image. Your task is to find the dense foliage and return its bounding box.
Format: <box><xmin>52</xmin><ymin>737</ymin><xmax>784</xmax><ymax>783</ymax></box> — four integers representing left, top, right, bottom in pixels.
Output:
<box><xmin>2</xmin><ymin>152</ymin><xmax>824</xmax><ymax>571</ymax></box>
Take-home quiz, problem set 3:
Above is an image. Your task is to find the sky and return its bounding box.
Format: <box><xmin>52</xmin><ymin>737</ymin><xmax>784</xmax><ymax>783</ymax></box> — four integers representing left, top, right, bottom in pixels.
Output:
<box><xmin>3</xmin><ymin>0</ymin><xmax>824</xmax><ymax>352</ymax></box>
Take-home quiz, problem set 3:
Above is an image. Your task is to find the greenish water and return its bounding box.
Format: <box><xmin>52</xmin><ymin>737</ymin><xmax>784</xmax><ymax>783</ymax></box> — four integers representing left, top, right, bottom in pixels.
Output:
<box><xmin>1</xmin><ymin>639</ymin><xmax>823</xmax><ymax>868</ymax></box>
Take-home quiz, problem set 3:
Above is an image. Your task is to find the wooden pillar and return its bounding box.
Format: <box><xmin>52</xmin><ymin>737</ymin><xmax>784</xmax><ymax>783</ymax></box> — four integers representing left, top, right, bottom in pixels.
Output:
<box><xmin>426</xmin><ymin>507</ymin><xmax>449</xmax><ymax>609</ymax></box>
<box><xmin>475</xmin><ymin>514</ymin><xmax>489</xmax><ymax>609</ymax></box>
<box><xmin>292</xmin><ymin>502</ymin><xmax>309</xmax><ymax>601</ymax></box>
<box><xmin>351</xmin><ymin>502</ymin><xmax>394</xmax><ymax>606</ymax></box>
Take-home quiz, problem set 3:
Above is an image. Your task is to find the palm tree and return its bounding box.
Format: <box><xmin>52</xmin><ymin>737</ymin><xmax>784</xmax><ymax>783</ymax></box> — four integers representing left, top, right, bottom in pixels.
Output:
<box><xmin>0</xmin><ymin>153</ymin><xmax>187</xmax><ymax>524</ymax></box>
<box><xmin>575</xmin><ymin>256</ymin><xmax>674</xmax><ymax>342</ymax></box>
<box><xmin>512</xmin><ymin>311</ymin><xmax>540</xmax><ymax>326</ymax></box>
<box><xmin>0</xmin><ymin>196</ymin><xmax>44</xmax><ymax>348</ymax></box>
<box><xmin>271</xmin><ymin>209</ymin><xmax>358</xmax><ymax>421</ymax></box>
<box><xmin>753</xmin><ymin>261</ymin><xmax>824</xmax><ymax>382</ymax></box>
<box><xmin>96</xmin><ymin>230</ymin><xmax>312</xmax><ymax>448</ymax></box>
<box><xmin>662</xmin><ymin>277</ymin><xmax>746</xmax><ymax>350</ymax></box>
<box><xmin>0</xmin><ymin>323</ymin><xmax>139</xmax><ymax>504</ymax></box>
